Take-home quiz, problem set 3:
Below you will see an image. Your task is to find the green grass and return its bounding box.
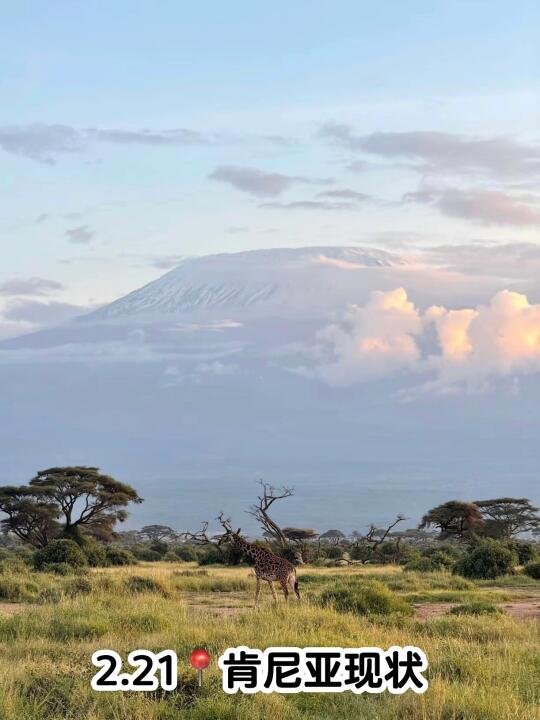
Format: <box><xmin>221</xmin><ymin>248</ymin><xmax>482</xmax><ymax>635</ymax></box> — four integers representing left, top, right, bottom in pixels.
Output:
<box><xmin>450</xmin><ymin>601</ymin><xmax>503</xmax><ymax>616</ymax></box>
<box><xmin>0</xmin><ymin>562</ymin><xmax>537</xmax><ymax>719</ymax></box>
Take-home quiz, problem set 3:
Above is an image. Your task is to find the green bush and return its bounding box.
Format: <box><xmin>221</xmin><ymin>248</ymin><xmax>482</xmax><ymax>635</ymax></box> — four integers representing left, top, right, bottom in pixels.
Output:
<box><xmin>81</xmin><ymin>538</ymin><xmax>108</xmax><ymax>567</ymax></box>
<box><xmin>105</xmin><ymin>546</ymin><xmax>136</xmax><ymax>566</ymax></box>
<box><xmin>320</xmin><ymin>579</ymin><xmax>413</xmax><ymax>616</ymax></box>
<box><xmin>523</xmin><ymin>561</ymin><xmax>540</xmax><ymax>579</ymax></box>
<box><xmin>150</xmin><ymin>540</ymin><xmax>169</xmax><ymax>556</ymax></box>
<box><xmin>124</xmin><ymin>575</ymin><xmax>168</xmax><ymax>596</ymax></box>
<box><xmin>173</xmin><ymin>545</ymin><xmax>198</xmax><ymax>562</ymax></box>
<box><xmin>324</xmin><ymin>545</ymin><xmax>346</xmax><ymax>560</ymax></box>
<box><xmin>197</xmin><ymin>546</ymin><xmax>225</xmax><ymax>565</ymax></box>
<box><xmin>349</xmin><ymin>544</ymin><xmax>371</xmax><ymax>562</ymax></box>
<box><xmin>509</xmin><ymin>541</ymin><xmax>538</xmax><ymax>565</ymax></box>
<box><xmin>430</xmin><ymin>550</ymin><xmax>457</xmax><ymax>571</ymax></box>
<box><xmin>41</xmin><ymin>562</ymin><xmax>79</xmax><ymax>575</ymax></box>
<box><xmin>131</xmin><ymin>546</ymin><xmax>162</xmax><ymax>561</ymax></box>
<box><xmin>454</xmin><ymin>539</ymin><xmax>516</xmax><ymax>580</ymax></box>
<box><xmin>450</xmin><ymin>601</ymin><xmax>502</xmax><ymax>616</ymax></box>
<box><xmin>404</xmin><ymin>556</ymin><xmax>434</xmax><ymax>572</ymax></box>
<box><xmin>163</xmin><ymin>550</ymin><xmax>180</xmax><ymax>562</ymax></box>
<box><xmin>34</xmin><ymin>540</ymin><xmax>87</xmax><ymax>571</ymax></box>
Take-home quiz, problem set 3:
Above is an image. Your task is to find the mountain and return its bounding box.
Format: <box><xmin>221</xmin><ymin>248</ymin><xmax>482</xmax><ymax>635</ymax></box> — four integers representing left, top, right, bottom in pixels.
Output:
<box><xmin>0</xmin><ymin>246</ymin><xmax>537</xmax><ymax>534</ymax></box>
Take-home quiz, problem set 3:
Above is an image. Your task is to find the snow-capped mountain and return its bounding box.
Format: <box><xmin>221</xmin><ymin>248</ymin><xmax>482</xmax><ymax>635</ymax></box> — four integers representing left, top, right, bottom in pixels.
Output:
<box><xmin>0</xmin><ymin>246</ymin><xmax>537</xmax><ymax>533</ymax></box>
<box><xmin>91</xmin><ymin>246</ymin><xmax>406</xmax><ymax>319</ymax></box>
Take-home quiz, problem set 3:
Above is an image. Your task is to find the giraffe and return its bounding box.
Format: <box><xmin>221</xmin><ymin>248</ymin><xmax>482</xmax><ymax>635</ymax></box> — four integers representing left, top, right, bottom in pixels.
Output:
<box><xmin>219</xmin><ymin>521</ymin><xmax>302</xmax><ymax>604</ymax></box>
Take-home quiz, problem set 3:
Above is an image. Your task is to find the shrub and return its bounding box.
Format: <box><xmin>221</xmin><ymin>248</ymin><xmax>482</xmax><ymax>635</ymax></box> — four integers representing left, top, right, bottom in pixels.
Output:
<box><xmin>173</xmin><ymin>545</ymin><xmax>198</xmax><ymax>562</ymax></box>
<box><xmin>430</xmin><ymin>550</ymin><xmax>457</xmax><ymax>571</ymax></box>
<box><xmin>163</xmin><ymin>550</ymin><xmax>180</xmax><ymax>562</ymax></box>
<box><xmin>509</xmin><ymin>541</ymin><xmax>538</xmax><ymax>565</ymax></box>
<box><xmin>105</xmin><ymin>546</ymin><xmax>136</xmax><ymax>566</ymax></box>
<box><xmin>124</xmin><ymin>575</ymin><xmax>168</xmax><ymax>596</ymax></box>
<box><xmin>131</xmin><ymin>546</ymin><xmax>162</xmax><ymax>561</ymax></box>
<box><xmin>524</xmin><ymin>561</ymin><xmax>540</xmax><ymax>579</ymax></box>
<box><xmin>81</xmin><ymin>538</ymin><xmax>108</xmax><ymax>567</ymax></box>
<box><xmin>404</xmin><ymin>556</ymin><xmax>434</xmax><ymax>573</ymax></box>
<box><xmin>320</xmin><ymin>579</ymin><xmax>413</xmax><ymax>616</ymax></box>
<box><xmin>454</xmin><ymin>539</ymin><xmax>516</xmax><ymax>580</ymax></box>
<box><xmin>197</xmin><ymin>546</ymin><xmax>225</xmax><ymax>565</ymax></box>
<box><xmin>450</xmin><ymin>601</ymin><xmax>502</xmax><ymax>616</ymax></box>
<box><xmin>324</xmin><ymin>545</ymin><xmax>346</xmax><ymax>560</ymax></box>
<box><xmin>150</xmin><ymin>540</ymin><xmax>169</xmax><ymax>556</ymax></box>
<box><xmin>34</xmin><ymin>540</ymin><xmax>87</xmax><ymax>571</ymax></box>
<box><xmin>65</xmin><ymin>577</ymin><xmax>93</xmax><ymax>597</ymax></box>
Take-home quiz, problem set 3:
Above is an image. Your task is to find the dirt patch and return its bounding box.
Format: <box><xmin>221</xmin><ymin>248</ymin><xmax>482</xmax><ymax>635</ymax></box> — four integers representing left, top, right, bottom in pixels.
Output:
<box><xmin>0</xmin><ymin>602</ymin><xmax>36</xmax><ymax>616</ymax></box>
<box><xmin>500</xmin><ymin>600</ymin><xmax>540</xmax><ymax>620</ymax></box>
<box><xmin>414</xmin><ymin>602</ymin><xmax>454</xmax><ymax>620</ymax></box>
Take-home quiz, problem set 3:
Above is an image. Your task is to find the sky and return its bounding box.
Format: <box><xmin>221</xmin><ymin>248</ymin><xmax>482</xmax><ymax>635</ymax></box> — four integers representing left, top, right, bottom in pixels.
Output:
<box><xmin>1</xmin><ymin>0</ymin><xmax>539</xmax><ymax>339</ymax></box>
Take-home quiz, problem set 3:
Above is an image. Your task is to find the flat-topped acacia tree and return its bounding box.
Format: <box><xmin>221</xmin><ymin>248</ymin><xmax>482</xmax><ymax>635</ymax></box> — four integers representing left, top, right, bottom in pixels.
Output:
<box><xmin>0</xmin><ymin>466</ymin><xmax>142</xmax><ymax>546</ymax></box>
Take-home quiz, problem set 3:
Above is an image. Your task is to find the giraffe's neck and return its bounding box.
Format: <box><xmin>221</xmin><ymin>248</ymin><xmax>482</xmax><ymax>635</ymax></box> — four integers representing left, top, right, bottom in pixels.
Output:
<box><xmin>233</xmin><ymin>535</ymin><xmax>260</xmax><ymax>560</ymax></box>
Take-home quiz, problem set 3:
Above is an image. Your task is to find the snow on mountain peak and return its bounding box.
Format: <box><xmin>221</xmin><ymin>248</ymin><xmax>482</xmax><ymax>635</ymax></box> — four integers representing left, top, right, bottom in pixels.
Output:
<box><xmin>92</xmin><ymin>246</ymin><xmax>406</xmax><ymax>319</ymax></box>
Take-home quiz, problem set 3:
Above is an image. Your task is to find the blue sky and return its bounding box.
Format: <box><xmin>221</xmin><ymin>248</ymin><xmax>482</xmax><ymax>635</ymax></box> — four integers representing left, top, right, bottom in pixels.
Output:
<box><xmin>1</xmin><ymin>1</ymin><xmax>539</xmax><ymax>336</ymax></box>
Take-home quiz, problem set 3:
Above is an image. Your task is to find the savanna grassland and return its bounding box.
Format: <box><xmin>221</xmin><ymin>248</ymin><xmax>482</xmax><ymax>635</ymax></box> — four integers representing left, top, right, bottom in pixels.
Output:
<box><xmin>0</xmin><ymin>562</ymin><xmax>538</xmax><ymax>720</ymax></box>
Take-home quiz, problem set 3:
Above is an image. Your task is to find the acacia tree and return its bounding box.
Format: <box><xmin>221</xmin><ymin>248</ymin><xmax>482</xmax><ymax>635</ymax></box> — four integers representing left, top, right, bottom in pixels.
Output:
<box><xmin>282</xmin><ymin>527</ymin><xmax>318</xmax><ymax>543</ymax></box>
<box><xmin>0</xmin><ymin>486</ymin><xmax>59</xmax><ymax>547</ymax></box>
<box><xmin>29</xmin><ymin>467</ymin><xmax>142</xmax><ymax>542</ymax></box>
<box><xmin>320</xmin><ymin>529</ymin><xmax>346</xmax><ymax>545</ymax></box>
<box><xmin>474</xmin><ymin>498</ymin><xmax>540</xmax><ymax>538</ymax></box>
<box><xmin>0</xmin><ymin>466</ymin><xmax>142</xmax><ymax>547</ymax></box>
<box><xmin>420</xmin><ymin>501</ymin><xmax>483</xmax><ymax>540</ymax></box>
<box><xmin>139</xmin><ymin>525</ymin><xmax>178</xmax><ymax>544</ymax></box>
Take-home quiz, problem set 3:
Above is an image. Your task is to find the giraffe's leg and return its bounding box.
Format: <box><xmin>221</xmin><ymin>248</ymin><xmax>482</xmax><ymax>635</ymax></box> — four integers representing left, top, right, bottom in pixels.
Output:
<box><xmin>290</xmin><ymin>574</ymin><xmax>301</xmax><ymax>600</ymax></box>
<box><xmin>254</xmin><ymin>575</ymin><xmax>262</xmax><ymax>606</ymax></box>
<box><xmin>267</xmin><ymin>580</ymin><xmax>277</xmax><ymax>601</ymax></box>
<box><xmin>279</xmin><ymin>579</ymin><xmax>290</xmax><ymax>601</ymax></box>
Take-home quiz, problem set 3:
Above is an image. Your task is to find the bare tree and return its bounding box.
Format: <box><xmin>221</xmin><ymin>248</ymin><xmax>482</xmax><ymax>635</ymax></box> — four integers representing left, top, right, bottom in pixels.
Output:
<box><xmin>181</xmin><ymin>513</ymin><xmax>237</xmax><ymax>556</ymax></box>
<box><xmin>247</xmin><ymin>481</ymin><xmax>294</xmax><ymax>546</ymax></box>
<box><xmin>181</xmin><ymin>521</ymin><xmax>221</xmax><ymax>548</ymax></box>
<box><xmin>349</xmin><ymin>514</ymin><xmax>406</xmax><ymax>563</ymax></box>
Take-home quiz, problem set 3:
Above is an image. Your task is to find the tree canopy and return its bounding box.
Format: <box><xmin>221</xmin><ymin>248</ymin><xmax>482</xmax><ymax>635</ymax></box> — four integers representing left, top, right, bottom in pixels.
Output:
<box><xmin>474</xmin><ymin>498</ymin><xmax>540</xmax><ymax>538</ymax></box>
<box><xmin>282</xmin><ymin>527</ymin><xmax>318</xmax><ymax>542</ymax></box>
<box><xmin>419</xmin><ymin>501</ymin><xmax>484</xmax><ymax>540</ymax></box>
<box><xmin>0</xmin><ymin>466</ymin><xmax>142</xmax><ymax>547</ymax></box>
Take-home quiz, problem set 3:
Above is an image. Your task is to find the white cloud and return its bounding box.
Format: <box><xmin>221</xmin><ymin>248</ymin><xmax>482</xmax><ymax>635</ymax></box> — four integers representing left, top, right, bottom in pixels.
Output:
<box><xmin>426</xmin><ymin>290</ymin><xmax>540</xmax><ymax>391</ymax></box>
<box><xmin>307</xmin><ymin>288</ymin><xmax>422</xmax><ymax>385</ymax></box>
<box><xmin>301</xmin><ymin>288</ymin><xmax>540</xmax><ymax>393</ymax></box>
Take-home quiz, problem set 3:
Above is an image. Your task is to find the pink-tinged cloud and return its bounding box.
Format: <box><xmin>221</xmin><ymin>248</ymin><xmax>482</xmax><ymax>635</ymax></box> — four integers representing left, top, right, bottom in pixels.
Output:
<box><xmin>304</xmin><ymin>288</ymin><xmax>540</xmax><ymax>392</ymax></box>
